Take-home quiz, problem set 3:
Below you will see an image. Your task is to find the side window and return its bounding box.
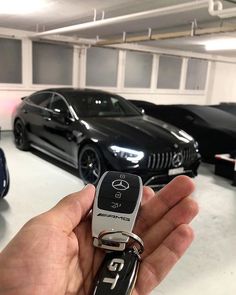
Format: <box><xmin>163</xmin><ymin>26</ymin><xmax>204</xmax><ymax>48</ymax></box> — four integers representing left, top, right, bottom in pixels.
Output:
<box><xmin>28</xmin><ymin>92</ymin><xmax>52</xmax><ymax>108</ymax></box>
<box><xmin>111</xmin><ymin>97</ymin><xmax>124</xmax><ymax>113</ymax></box>
<box><xmin>50</xmin><ymin>94</ymin><xmax>69</xmax><ymax>115</ymax></box>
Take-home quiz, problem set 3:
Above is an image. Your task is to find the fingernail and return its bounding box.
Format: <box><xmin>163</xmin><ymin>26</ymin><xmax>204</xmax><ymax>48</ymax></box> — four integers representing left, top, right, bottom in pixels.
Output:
<box><xmin>82</xmin><ymin>184</ymin><xmax>90</xmax><ymax>190</ymax></box>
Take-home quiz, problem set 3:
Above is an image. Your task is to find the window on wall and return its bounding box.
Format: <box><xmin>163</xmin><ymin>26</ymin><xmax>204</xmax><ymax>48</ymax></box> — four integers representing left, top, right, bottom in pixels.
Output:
<box><xmin>125</xmin><ymin>51</ymin><xmax>152</xmax><ymax>88</ymax></box>
<box><xmin>185</xmin><ymin>58</ymin><xmax>208</xmax><ymax>90</ymax></box>
<box><xmin>157</xmin><ymin>55</ymin><xmax>182</xmax><ymax>89</ymax></box>
<box><xmin>0</xmin><ymin>38</ymin><xmax>22</xmax><ymax>83</ymax></box>
<box><xmin>33</xmin><ymin>42</ymin><xmax>73</xmax><ymax>85</ymax></box>
<box><xmin>86</xmin><ymin>47</ymin><xmax>118</xmax><ymax>87</ymax></box>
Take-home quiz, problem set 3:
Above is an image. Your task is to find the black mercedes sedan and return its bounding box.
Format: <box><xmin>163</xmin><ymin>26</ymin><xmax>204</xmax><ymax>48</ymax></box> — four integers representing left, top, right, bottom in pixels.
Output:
<box><xmin>13</xmin><ymin>88</ymin><xmax>200</xmax><ymax>187</ymax></box>
<box><xmin>129</xmin><ymin>101</ymin><xmax>236</xmax><ymax>162</ymax></box>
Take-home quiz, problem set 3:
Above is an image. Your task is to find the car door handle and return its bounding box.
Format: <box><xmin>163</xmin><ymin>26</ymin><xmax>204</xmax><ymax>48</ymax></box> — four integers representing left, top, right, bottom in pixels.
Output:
<box><xmin>43</xmin><ymin>116</ymin><xmax>51</xmax><ymax>121</ymax></box>
<box><xmin>22</xmin><ymin>109</ymin><xmax>28</xmax><ymax>114</ymax></box>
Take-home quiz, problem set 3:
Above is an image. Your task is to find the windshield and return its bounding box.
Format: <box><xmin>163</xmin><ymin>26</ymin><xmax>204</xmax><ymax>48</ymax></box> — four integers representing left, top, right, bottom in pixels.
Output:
<box><xmin>65</xmin><ymin>92</ymin><xmax>141</xmax><ymax>117</ymax></box>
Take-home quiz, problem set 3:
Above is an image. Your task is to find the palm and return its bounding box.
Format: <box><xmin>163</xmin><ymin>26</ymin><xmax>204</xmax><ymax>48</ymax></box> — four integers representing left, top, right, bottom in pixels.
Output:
<box><xmin>72</xmin><ymin>219</ymin><xmax>105</xmax><ymax>295</ymax></box>
<box><xmin>68</xmin><ymin>176</ymin><xmax>198</xmax><ymax>295</ymax></box>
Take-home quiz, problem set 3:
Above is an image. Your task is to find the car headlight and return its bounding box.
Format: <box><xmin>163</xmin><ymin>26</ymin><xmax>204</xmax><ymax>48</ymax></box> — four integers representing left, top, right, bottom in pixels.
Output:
<box><xmin>194</xmin><ymin>141</ymin><xmax>199</xmax><ymax>151</ymax></box>
<box><xmin>109</xmin><ymin>145</ymin><xmax>144</xmax><ymax>163</ymax></box>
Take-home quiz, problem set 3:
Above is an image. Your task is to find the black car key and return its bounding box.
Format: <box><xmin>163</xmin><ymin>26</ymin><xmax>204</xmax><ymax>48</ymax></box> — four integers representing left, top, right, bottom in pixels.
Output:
<box><xmin>91</xmin><ymin>248</ymin><xmax>140</xmax><ymax>295</ymax></box>
<box><xmin>92</xmin><ymin>171</ymin><xmax>143</xmax><ymax>251</ymax></box>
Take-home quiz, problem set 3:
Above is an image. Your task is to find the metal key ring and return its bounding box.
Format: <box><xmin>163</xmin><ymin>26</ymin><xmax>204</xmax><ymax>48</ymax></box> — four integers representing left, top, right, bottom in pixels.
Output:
<box><xmin>98</xmin><ymin>230</ymin><xmax>144</xmax><ymax>254</ymax></box>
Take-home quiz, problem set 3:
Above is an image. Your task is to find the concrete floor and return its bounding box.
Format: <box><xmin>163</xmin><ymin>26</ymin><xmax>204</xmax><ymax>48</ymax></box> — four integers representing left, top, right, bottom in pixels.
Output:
<box><xmin>0</xmin><ymin>132</ymin><xmax>235</xmax><ymax>295</ymax></box>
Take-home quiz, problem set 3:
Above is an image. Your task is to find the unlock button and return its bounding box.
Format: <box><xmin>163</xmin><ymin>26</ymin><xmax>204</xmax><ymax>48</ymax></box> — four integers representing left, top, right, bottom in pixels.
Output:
<box><xmin>115</xmin><ymin>192</ymin><xmax>122</xmax><ymax>199</ymax></box>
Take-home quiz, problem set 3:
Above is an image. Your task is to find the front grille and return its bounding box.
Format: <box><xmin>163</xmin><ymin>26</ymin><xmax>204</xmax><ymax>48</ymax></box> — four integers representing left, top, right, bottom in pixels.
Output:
<box><xmin>147</xmin><ymin>147</ymin><xmax>196</xmax><ymax>170</ymax></box>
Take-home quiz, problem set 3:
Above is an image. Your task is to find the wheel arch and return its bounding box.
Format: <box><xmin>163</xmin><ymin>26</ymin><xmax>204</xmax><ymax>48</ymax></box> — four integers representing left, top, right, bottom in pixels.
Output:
<box><xmin>13</xmin><ymin>117</ymin><xmax>23</xmax><ymax>127</ymax></box>
<box><xmin>14</xmin><ymin>116</ymin><xmax>35</xmax><ymax>137</ymax></box>
<box><xmin>13</xmin><ymin>116</ymin><xmax>28</xmax><ymax>131</ymax></box>
<box><xmin>77</xmin><ymin>139</ymin><xmax>105</xmax><ymax>163</ymax></box>
<box><xmin>77</xmin><ymin>140</ymin><xmax>107</xmax><ymax>185</ymax></box>
<box><xmin>13</xmin><ymin>117</ymin><xmax>30</xmax><ymax>150</ymax></box>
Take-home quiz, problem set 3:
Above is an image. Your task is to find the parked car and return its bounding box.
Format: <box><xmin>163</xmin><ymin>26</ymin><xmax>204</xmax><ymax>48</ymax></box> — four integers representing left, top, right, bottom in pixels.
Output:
<box><xmin>128</xmin><ymin>100</ymin><xmax>158</xmax><ymax>116</ymax></box>
<box><xmin>0</xmin><ymin>148</ymin><xmax>10</xmax><ymax>198</ymax></box>
<box><xmin>13</xmin><ymin>88</ymin><xmax>201</xmax><ymax>188</ymax></box>
<box><xmin>211</xmin><ymin>102</ymin><xmax>236</xmax><ymax>116</ymax></box>
<box><xmin>129</xmin><ymin>101</ymin><xmax>236</xmax><ymax>162</ymax></box>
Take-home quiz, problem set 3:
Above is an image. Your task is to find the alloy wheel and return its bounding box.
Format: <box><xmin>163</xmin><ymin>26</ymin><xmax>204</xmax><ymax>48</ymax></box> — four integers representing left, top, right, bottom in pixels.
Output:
<box><xmin>79</xmin><ymin>146</ymin><xmax>101</xmax><ymax>184</ymax></box>
<box><xmin>14</xmin><ymin>122</ymin><xmax>24</xmax><ymax>147</ymax></box>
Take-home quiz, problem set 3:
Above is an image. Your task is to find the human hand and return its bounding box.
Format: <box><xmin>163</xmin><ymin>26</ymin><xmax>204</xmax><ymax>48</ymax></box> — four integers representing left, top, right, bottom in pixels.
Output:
<box><xmin>0</xmin><ymin>175</ymin><xmax>198</xmax><ymax>295</ymax></box>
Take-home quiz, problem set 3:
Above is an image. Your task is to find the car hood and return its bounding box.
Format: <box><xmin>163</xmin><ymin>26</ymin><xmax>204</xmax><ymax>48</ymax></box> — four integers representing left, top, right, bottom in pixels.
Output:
<box><xmin>82</xmin><ymin>115</ymin><xmax>195</xmax><ymax>150</ymax></box>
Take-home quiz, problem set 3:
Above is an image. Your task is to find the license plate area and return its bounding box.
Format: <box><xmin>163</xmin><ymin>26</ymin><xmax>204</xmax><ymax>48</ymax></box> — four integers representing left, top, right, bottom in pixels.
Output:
<box><xmin>168</xmin><ymin>167</ymin><xmax>184</xmax><ymax>176</ymax></box>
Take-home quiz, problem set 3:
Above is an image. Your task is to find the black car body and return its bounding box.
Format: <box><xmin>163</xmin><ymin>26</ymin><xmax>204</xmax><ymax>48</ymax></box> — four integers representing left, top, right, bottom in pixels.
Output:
<box><xmin>129</xmin><ymin>100</ymin><xmax>236</xmax><ymax>162</ymax></box>
<box><xmin>13</xmin><ymin>89</ymin><xmax>200</xmax><ymax>188</ymax></box>
<box><xmin>0</xmin><ymin>148</ymin><xmax>10</xmax><ymax>198</ymax></box>
<box><xmin>211</xmin><ymin>103</ymin><xmax>236</xmax><ymax>116</ymax></box>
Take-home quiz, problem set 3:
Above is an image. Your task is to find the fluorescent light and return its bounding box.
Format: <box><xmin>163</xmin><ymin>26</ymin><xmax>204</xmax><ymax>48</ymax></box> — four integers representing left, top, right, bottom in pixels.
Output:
<box><xmin>0</xmin><ymin>0</ymin><xmax>50</xmax><ymax>14</ymax></box>
<box><xmin>204</xmin><ymin>38</ymin><xmax>236</xmax><ymax>51</ymax></box>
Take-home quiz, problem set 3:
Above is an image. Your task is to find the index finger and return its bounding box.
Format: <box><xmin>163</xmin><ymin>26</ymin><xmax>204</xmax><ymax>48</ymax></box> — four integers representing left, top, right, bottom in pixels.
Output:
<box><xmin>136</xmin><ymin>175</ymin><xmax>195</xmax><ymax>234</ymax></box>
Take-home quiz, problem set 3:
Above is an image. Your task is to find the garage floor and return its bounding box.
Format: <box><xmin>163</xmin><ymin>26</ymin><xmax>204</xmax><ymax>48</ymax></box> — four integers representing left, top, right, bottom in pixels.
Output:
<box><xmin>0</xmin><ymin>131</ymin><xmax>235</xmax><ymax>295</ymax></box>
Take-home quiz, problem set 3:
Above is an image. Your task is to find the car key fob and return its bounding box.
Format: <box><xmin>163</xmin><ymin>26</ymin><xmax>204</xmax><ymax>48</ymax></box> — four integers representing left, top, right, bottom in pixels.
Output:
<box><xmin>91</xmin><ymin>248</ymin><xmax>140</xmax><ymax>295</ymax></box>
<box><xmin>92</xmin><ymin>171</ymin><xmax>143</xmax><ymax>251</ymax></box>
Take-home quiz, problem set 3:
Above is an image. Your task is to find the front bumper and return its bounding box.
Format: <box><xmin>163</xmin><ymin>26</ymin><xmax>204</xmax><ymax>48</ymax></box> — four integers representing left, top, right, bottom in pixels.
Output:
<box><xmin>107</xmin><ymin>157</ymin><xmax>200</xmax><ymax>190</ymax></box>
<box><xmin>104</xmin><ymin>146</ymin><xmax>201</xmax><ymax>190</ymax></box>
<box><xmin>141</xmin><ymin>169</ymin><xmax>196</xmax><ymax>190</ymax></box>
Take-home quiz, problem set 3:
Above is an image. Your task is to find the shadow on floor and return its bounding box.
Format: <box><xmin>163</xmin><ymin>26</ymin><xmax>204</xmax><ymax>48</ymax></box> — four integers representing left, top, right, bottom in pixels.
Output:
<box><xmin>0</xmin><ymin>198</ymin><xmax>10</xmax><ymax>212</ymax></box>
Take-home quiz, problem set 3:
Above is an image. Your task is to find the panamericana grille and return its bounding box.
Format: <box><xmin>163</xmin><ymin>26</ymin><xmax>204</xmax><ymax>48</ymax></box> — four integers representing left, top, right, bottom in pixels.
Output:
<box><xmin>147</xmin><ymin>147</ymin><xmax>196</xmax><ymax>170</ymax></box>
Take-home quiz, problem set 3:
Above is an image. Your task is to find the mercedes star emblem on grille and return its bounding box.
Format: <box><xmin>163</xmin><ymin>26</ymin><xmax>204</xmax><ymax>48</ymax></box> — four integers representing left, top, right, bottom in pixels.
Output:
<box><xmin>172</xmin><ymin>152</ymin><xmax>184</xmax><ymax>168</ymax></box>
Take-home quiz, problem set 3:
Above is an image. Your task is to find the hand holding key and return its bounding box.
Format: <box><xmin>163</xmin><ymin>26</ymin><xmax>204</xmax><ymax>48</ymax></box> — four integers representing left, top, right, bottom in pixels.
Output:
<box><xmin>0</xmin><ymin>175</ymin><xmax>198</xmax><ymax>295</ymax></box>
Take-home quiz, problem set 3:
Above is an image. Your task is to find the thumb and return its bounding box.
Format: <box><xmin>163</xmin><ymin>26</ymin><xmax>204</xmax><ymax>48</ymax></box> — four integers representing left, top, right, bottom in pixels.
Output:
<box><xmin>45</xmin><ymin>184</ymin><xmax>95</xmax><ymax>234</ymax></box>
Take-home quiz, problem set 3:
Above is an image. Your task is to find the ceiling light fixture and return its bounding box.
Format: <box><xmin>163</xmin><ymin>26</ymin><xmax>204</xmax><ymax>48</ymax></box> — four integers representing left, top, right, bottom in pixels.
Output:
<box><xmin>204</xmin><ymin>38</ymin><xmax>236</xmax><ymax>51</ymax></box>
<box><xmin>0</xmin><ymin>0</ymin><xmax>50</xmax><ymax>14</ymax></box>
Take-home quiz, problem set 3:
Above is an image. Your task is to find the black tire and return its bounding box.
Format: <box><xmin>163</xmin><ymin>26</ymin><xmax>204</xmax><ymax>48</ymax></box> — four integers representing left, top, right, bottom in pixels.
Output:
<box><xmin>13</xmin><ymin>120</ymin><xmax>30</xmax><ymax>151</ymax></box>
<box><xmin>78</xmin><ymin>144</ymin><xmax>106</xmax><ymax>185</ymax></box>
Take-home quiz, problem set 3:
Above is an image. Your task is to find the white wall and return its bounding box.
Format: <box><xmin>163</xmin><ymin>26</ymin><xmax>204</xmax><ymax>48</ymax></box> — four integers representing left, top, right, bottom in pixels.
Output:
<box><xmin>1</xmin><ymin>37</ymin><xmax>236</xmax><ymax>130</ymax></box>
<box><xmin>124</xmin><ymin>60</ymin><xmax>236</xmax><ymax>106</ymax></box>
<box><xmin>208</xmin><ymin>61</ymin><xmax>236</xmax><ymax>104</ymax></box>
<box><xmin>0</xmin><ymin>90</ymin><xmax>33</xmax><ymax>131</ymax></box>
<box><xmin>119</xmin><ymin>92</ymin><xmax>206</xmax><ymax>105</ymax></box>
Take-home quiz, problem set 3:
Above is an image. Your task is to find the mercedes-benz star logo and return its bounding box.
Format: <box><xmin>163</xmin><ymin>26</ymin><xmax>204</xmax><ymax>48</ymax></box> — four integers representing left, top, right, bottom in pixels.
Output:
<box><xmin>112</xmin><ymin>179</ymin><xmax>130</xmax><ymax>191</ymax></box>
<box><xmin>172</xmin><ymin>152</ymin><xmax>183</xmax><ymax>168</ymax></box>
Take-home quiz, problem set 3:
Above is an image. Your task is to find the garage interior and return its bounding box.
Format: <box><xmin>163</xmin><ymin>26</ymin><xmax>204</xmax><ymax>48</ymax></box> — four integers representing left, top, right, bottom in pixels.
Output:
<box><xmin>0</xmin><ymin>1</ymin><xmax>236</xmax><ymax>294</ymax></box>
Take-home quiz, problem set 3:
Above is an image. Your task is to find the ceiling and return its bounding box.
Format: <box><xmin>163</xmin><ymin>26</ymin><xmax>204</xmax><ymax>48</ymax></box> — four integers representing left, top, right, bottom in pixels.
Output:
<box><xmin>1</xmin><ymin>0</ymin><xmax>236</xmax><ymax>57</ymax></box>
